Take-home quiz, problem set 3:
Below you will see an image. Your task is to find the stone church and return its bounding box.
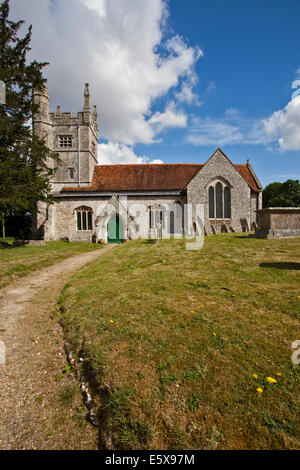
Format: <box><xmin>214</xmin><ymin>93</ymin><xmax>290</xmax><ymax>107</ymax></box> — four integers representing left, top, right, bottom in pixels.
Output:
<box><xmin>33</xmin><ymin>84</ymin><xmax>262</xmax><ymax>243</ymax></box>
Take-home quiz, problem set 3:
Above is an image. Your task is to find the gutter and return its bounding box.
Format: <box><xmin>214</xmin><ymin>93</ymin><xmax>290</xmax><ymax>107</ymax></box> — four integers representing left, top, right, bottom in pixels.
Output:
<box><xmin>53</xmin><ymin>190</ymin><xmax>185</xmax><ymax>198</ymax></box>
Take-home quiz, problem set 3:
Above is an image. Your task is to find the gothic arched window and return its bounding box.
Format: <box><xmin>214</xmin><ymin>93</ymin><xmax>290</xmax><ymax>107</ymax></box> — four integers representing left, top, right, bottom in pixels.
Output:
<box><xmin>208</xmin><ymin>182</ymin><xmax>231</xmax><ymax>219</ymax></box>
<box><xmin>76</xmin><ymin>207</ymin><xmax>93</xmax><ymax>231</ymax></box>
<box><xmin>216</xmin><ymin>182</ymin><xmax>223</xmax><ymax>218</ymax></box>
<box><xmin>209</xmin><ymin>186</ymin><xmax>215</xmax><ymax>219</ymax></box>
<box><xmin>224</xmin><ymin>187</ymin><xmax>231</xmax><ymax>219</ymax></box>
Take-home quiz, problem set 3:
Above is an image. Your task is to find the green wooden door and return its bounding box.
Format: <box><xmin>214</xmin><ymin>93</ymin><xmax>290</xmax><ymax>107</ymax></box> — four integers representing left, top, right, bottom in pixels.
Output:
<box><xmin>107</xmin><ymin>215</ymin><xmax>123</xmax><ymax>243</ymax></box>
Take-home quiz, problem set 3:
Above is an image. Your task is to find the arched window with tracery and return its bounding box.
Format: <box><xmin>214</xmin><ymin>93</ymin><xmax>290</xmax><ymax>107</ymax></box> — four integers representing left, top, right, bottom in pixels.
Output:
<box><xmin>76</xmin><ymin>206</ymin><xmax>93</xmax><ymax>231</ymax></box>
<box><xmin>208</xmin><ymin>181</ymin><xmax>231</xmax><ymax>219</ymax></box>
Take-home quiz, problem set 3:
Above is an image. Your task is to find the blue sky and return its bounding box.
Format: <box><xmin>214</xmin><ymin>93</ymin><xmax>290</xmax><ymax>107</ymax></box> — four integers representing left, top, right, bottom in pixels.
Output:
<box><xmin>11</xmin><ymin>0</ymin><xmax>300</xmax><ymax>188</ymax></box>
<box><xmin>135</xmin><ymin>0</ymin><xmax>300</xmax><ymax>187</ymax></box>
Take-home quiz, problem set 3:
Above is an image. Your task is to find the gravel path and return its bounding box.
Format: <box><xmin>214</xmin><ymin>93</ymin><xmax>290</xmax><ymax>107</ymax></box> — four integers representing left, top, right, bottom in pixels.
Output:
<box><xmin>0</xmin><ymin>244</ymin><xmax>115</xmax><ymax>450</ymax></box>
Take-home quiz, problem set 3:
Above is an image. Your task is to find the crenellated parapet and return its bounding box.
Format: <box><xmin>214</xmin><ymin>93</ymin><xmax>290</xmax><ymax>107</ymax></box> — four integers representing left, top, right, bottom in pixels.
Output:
<box><xmin>48</xmin><ymin>110</ymin><xmax>98</xmax><ymax>135</ymax></box>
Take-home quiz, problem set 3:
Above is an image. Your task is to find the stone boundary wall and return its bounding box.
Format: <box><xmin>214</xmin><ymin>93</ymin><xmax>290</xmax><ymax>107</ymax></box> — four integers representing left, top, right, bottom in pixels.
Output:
<box><xmin>254</xmin><ymin>208</ymin><xmax>300</xmax><ymax>239</ymax></box>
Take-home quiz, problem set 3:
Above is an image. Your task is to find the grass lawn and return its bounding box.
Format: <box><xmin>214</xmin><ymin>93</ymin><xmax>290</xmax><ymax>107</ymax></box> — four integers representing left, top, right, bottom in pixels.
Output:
<box><xmin>58</xmin><ymin>234</ymin><xmax>300</xmax><ymax>450</ymax></box>
<box><xmin>0</xmin><ymin>239</ymin><xmax>101</xmax><ymax>289</ymax></box>
<box><xmin>0</xmin><ymin>237</ymin><xmax>15</xmax><ymax>244</ymax></box>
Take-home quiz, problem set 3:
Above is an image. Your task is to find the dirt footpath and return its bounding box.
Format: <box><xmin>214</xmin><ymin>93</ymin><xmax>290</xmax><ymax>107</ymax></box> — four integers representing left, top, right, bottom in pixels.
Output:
<box><xmin>0</xmin><ymin>244</ymin><xmax>115</xmax><ymax>450</ymax></box>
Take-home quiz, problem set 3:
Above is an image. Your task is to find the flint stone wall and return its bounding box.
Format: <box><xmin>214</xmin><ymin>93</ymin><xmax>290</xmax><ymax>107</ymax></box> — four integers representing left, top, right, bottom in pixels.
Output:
<box><xmin>42</xmin><ymin>194</ymin><xmax>187</xmax><ymax>242</ymax></box>
<box><xmin>186</xmin><ymin>149</ymin><xmax>252</xmax><ymax>234</ymax></box>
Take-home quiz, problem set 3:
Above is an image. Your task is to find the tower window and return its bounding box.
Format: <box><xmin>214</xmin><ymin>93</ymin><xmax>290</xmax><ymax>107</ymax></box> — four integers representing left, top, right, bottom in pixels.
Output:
<box><xmin>76</xmin><ymin>207</ymin><xmax>93</xmax><ymax>231</ymax></box>
<box><xmin>59</xmin><ymin>135</ymin><xmax>72</xmax><ymax>148</ymax></box>
<box><xmin>68</xmin><ymin>167</ymin><xmax>75</xmax><ymax>179</ymax></box>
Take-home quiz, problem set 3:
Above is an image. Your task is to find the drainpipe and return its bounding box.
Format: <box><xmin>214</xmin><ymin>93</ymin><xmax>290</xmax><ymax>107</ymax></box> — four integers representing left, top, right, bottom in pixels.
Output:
<box><xmin>77</xmin><ymin>124</ymin><xmax>81</xmax><ymax>187</ymax></box>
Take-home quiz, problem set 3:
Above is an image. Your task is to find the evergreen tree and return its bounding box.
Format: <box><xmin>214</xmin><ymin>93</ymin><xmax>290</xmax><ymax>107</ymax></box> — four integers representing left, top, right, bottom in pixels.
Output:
<box><xmin>0</xmin><ymin>0</ymin><xmax>59</xmax><ymax>237</ymax></box>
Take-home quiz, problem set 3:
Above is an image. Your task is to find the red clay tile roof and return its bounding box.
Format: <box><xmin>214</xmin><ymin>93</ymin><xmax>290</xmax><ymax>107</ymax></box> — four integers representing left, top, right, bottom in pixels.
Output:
<box><xmin>63</xmin><ymin>164</ymin><xmax>203</xmax><ymax>192</ymax></box>
<box><xmin>61</xmin><ymin>162</ymin><xmax>261</xmax><ymax>193</ymax></box>
<box><xmin>235</xmin><ymin>164</ymin><xmax>262</xmax><ymax>192</ymax></box>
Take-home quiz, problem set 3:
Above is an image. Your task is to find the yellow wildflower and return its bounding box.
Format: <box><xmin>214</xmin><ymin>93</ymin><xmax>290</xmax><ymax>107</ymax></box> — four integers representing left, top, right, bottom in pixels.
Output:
<box><xmin>276</xmin><ymin>372</ymin><xmax>282</xmax><ymax>376</ymax></box>
<box><xmin>131</xmin><ymin>316</ymin><xmax>135</xmax><ymax>319</ymax></box>
<box><xmin>190</xmin><ymin>310</ymin><xmax>195</xmax><ymax>314</ymax></box>
<box><xmin>253</xmin><ymin>374</ymin><xmax>258</xmax><ymax>379</ymax></box>
<box><xmin>110</xmin><ymin>320</ymin><xmax>114</xmax><ymax>324</ymax></box>
<box><xmin>266</xmin><ymin>376</ymin><xmax>277</xmax><ymax>384</ymax></box>
<box><xmin>213</xmin><ymin>332</ymin><xmax>216</xmax><ymax>337</ymax></box>
<box><xmin>256</xmin><ymin>387</ymin><xmax>263</xmax><ymax>394</ymax></box>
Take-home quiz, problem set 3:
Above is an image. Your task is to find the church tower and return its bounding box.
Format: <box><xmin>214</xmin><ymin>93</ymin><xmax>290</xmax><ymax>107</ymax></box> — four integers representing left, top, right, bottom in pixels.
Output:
<box><xmin>33</xmin><ymin>83</ymin><xmax>99</xmax><ymax>192</ymax></box>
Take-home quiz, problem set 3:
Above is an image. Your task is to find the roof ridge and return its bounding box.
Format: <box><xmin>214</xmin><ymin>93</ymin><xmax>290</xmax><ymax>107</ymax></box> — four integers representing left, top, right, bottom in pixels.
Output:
<box><xmin>95</xmin><ymin>163</ymin><xmax>204</xmax><ymax>167</ymax></box>
<box><xmin>60</xmin><ymin>155</ymin><xmax>261</xmax><ymax>193</ymax></box>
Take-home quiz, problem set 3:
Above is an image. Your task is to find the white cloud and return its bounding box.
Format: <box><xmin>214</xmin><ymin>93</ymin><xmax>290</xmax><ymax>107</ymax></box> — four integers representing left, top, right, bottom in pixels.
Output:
<box><xmin>265</xmin><ymin>174</ymin><xmax>300</xmax><ymax>180</ymax></box>
<box><xmin>187</xmin><ymin>78</ymin><xmax>300</xmax><ymax>152</ymax></box>
<box><xmin>185</xmin><ymin>64</ymin><xmax>300</xmax><ymax>152</ymax></box>
<box><xmin>175</xmin><ymin>73</ymin><xmax>202</xmax><ymax>106</ymax></box>
<box><xmin>186</xmin><ymin>110</ymin><xmax>266</xmax><ymax>147</ymax></box>
<box><xmin>175</xmin><ymin>82</ymin><xmax>199</xmax><ymax>105</ymax></box>
<box><xmin>174</xmin><ymin>64</ymin><xmax>203</xmax><ymax>106</ymax></box>
<box><xmin>82</xmin><ymin>0</ymin><xmax>106</xmax><ymax>17</ymax></box>
<box><xmin>11</xmin><ymin>0</ymin><xmax>201</xmax><ymax>147</ymax></box>
<box><xmin>263</xmin><ymin>95</ymin><xmax>300</xmax><ymax>151</ymax></box>
<box><xmin>148</xmin><ymin>101</ymin><xmax>187</xmax><ymax>134</ymax></box>
<box><xmin>291</xmin><ymin>80</ymin><xmax>300</xmax><ymax>100</ymax></box>
<box><xmin>187</xmin><ymin>117</ymin><xmax>243</xmax><ymax>146</ymax></box>
<box><xmin>98</xmin><ymin>141</ymin><xmax>163</xmax><ymax>165</ymax></box>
